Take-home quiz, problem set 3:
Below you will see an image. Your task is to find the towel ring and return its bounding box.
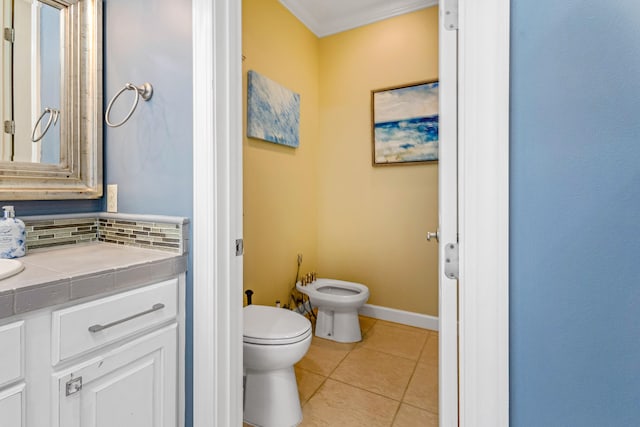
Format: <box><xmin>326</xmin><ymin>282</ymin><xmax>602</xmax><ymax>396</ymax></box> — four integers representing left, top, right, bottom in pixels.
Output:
<box><xmin>31</xmin><ymin>107</ymin><xmax>60</xmax><ymax>142</ymax></box>
<box><xmin>105</xmin><ymin>82</ymin><xmax>153</xmax><ymax>127</ymax></box>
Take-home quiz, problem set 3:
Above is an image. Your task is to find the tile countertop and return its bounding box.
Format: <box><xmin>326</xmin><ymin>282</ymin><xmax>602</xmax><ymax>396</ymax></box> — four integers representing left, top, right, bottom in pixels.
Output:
<box><xmin>0</xmin><ymin>242</ymin><xmax>187</xmax><ymax>320</ymax></box>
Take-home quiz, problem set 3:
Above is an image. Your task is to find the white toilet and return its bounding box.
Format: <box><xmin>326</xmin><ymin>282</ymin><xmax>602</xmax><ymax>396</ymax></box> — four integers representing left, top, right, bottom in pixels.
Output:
<box><xmin>296</xmin><ymin>278</ymin><xmax>369</xmax><ymax>343</ymax></box>
<box><xmin>243</xmin><ymin>305</ymin><xmax>312</xmax><ymax>427</ymax></box>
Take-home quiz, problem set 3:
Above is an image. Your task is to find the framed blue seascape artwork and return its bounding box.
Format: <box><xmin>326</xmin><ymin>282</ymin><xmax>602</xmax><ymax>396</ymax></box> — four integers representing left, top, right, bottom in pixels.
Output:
<box><xmin>247</xmin><ymin>70</ymin><xmax>300</xmax><ymax>148</ymax></box>
<box><xmin>372</xmin><ymin>80</ymin><xmax>439</xmax><ymax>165</ymax></box>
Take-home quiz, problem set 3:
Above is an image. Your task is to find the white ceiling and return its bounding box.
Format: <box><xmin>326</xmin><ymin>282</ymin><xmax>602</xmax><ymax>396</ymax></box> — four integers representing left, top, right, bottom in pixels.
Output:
<box><xmin>278</xmin><ymin>0</ymin><xmax>439</xmax><ymax>38</ymax></box>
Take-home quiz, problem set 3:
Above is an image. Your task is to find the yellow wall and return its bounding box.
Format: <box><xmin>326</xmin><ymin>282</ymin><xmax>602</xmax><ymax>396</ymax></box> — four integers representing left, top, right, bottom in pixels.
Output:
<box><xmin>243</xmin><ymin>3</ymin><xmax>439</xmax><ymax>316</ymax></box>
<box><xmin>317</xmin><ymin>9</ymin><xmax>439</xmax><ymax>316</ymax></box>
<box><xmin>242</xmin><ymin>0</ymin><xmax>319</xmax><ymax>307</ymax></box>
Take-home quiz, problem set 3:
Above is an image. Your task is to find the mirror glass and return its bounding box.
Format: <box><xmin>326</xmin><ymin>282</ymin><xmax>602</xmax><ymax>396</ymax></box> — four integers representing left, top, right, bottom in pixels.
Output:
<box><xmin>0</xmin><ymin>0</ymin><xmax>102</xmax><ymax>200</ymax></box>
<box><xmin>2</xmin><ymin>0</ymin><xmax>62</xmax><ymax>164</ymax></box>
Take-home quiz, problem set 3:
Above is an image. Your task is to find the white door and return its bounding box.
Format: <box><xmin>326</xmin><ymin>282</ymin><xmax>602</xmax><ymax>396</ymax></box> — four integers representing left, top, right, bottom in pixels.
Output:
<box><xmin>55</xmin><ymin>324</ymin><xmax>177</xmax><ymax>427</ymax></box>
<box><xmin>438</xmin><ymin>2</ymin><xmax>459</xmax><ymax>425</ymax></box>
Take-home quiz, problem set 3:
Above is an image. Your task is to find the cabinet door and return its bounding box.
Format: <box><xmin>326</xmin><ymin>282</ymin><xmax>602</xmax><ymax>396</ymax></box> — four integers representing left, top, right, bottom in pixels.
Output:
<box><xmin>0</xmin><ymin>383</ymin><xmax>25</xmax><ymax>427</ymax></box>
<box><xmin>54</xmin><ymin>324</ymin><xmax>177</xmax><ymax>427</ymax></box>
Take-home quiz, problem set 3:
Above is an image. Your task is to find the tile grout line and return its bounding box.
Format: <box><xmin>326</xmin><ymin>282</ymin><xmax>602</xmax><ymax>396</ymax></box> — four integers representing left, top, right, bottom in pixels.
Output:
<box><xmin>389</xmin><ymin>402</ymin><xmax>403</xmax><ymax>427</ymax></box>
<box><xmin>359</xmin><ymin>333</ymin><xmax>430</xmax><ymax>363</ymax></box>
<box><xmin>296</xmin><ymin>317</ymin><xmax>439</xmax><ymax>425</ymax></box>
<box><xmin>323</xmin><ymin>375</ymin><xmax>403</xmax><ymax>427</ymax></box>
<box><xmin>362</xmin><ymin>318</ymin><xmax>432</xmax><ymax>359</ymax></box>
<box><xmin>298</xmin><ymin>367</ymin><xmax>329</xmax><ymax>409</ymax></box>
<box><xmin>398</xmin><ymin>333</ymin><xmax>429</xmax><ymax>404</ymax></box>
<box><xmin>401</xmin><ymin>400</ymin><xmax>439</xmax><ymax>416</ymax></box>
<box><xmin>299</xmin><ymin>318</ymin><xmax>377</xmax><ymax>411</ymax></box>
<box><xmin>326</xmin><ymin>375</ymin><xmax>404</xmax><ymax>404</ymax></box>
<box><xmin>297</xmin><ymin>364</ymin><xmax>437</xmax><ymax>424</ymax></box>
<box><xmin>328</xmin><ymin>320</ymin><xmax>415</xmax><ymax>423</ymax></box>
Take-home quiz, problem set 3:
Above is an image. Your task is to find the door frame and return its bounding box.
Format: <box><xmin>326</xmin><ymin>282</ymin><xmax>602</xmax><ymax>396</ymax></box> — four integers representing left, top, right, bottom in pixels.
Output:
<box><xmin>457</xmin><ymin>1</ymin><xmax>510</xmax><ymax>425</ymax></box>
<box><xmin>192</xmin><ymin>0</ymin><xmax>510</xmax><ymax>425</ymax></box>
<box><xmin>192</xmin><ymin>0</ymin><xmax>244</xmax><ymax>426</ymax></box>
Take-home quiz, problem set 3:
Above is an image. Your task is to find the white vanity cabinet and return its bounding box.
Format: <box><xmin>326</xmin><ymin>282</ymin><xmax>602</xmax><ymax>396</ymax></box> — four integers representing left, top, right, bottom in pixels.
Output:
<box><xmin>2</xmin><ymin>274</ymin><xmax>185</xmax><ymax>427</ymax></box>
<box><xmin>51</xmin><ymin>278</ymin><xmax>181</xmax><ymax>427</ymax></box>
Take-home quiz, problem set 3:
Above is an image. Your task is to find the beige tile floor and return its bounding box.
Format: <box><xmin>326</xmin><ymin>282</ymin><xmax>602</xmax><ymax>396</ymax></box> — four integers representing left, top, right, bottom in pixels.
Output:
<box><xmin>244</xmin><ymin>316</ymin><xmax>439</xmax><ymax>426</ymax></box>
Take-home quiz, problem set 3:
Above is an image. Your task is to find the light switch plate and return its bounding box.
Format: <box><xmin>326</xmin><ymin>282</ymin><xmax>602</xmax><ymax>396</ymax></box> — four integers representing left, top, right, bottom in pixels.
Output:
<box><xmin>107</xmin><ymin>184</ymin><xmax>118</xmax><ymax>212</ymax></box>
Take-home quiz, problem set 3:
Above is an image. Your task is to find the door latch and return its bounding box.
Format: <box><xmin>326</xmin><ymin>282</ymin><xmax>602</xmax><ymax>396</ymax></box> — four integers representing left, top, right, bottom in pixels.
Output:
<box><xmin>3</xmin><ymin>27</ymin><xmax>14</xmax><ymax>43</ymax></box>
<box><xmin>4</xmin><ymin>120</ymin><xmax>14</xmax><ymax>135</ymax></box>
<box><xmin>66</xmin><ymin>377</ymin><xmax>83</xmax><ymax>396</ymax></box>
<box><xmin>444</xmin><ymin>243</ymin><xmax>459</xmax><ymax>280</ymax></box>
<box><xmin>235</xmin><ymin>239</ymin><xmax>243</xmax><ymax>256</ymax></box>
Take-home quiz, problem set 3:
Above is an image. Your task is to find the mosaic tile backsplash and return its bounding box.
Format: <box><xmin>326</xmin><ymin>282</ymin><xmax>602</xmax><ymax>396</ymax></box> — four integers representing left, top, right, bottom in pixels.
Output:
<box><xmin>98</xmin><ymin>218</ymin><xmax>183</xmax><ymax>252</ymax></box>
<box><xmin>24</xmin><ymin>214</ymin><xmax>187</xmax><ymax>254</ymax></box>
<box><xmin>25</xmin><ymin>217</ymin><xmax>98</xmax><ymax>250</ymax></box>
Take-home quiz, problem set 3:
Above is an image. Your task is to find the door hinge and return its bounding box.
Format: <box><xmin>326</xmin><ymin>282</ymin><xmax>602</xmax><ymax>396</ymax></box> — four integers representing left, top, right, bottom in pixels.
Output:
<box><xmin>235</xmin><ymin>238</ymin><xmax>243</xmax><ymax>256</ymax></box>
<box><xmin>4</xmin><ymin>120</ymin><xmax>14</xmax><ymax>135</ymax></box>
<box><xmin>442</xmin><ymin>0</ymin><xmax>458</xmax><ymax>31</ymax></box>
<box><xmin>3</xmin><ymin>27</ymin><xmax>14</xmax><ymax>43</ymax></box>
<box><xmin>65</xmin><ymin>377</ymin><xmax>83</xmax><ymax>396</ymax></box>
<box><xmin>444</xmin><ymin>242</ymin><xmax>459</xmax><ymax>280</ymax></box>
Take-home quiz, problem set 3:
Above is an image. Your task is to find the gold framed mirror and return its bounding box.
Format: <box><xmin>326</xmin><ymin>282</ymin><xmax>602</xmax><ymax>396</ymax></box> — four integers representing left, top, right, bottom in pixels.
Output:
<box><xmin>0</xmin><ymin>0</ymin><xmax>102</xmax><ymax>200</ymax></box>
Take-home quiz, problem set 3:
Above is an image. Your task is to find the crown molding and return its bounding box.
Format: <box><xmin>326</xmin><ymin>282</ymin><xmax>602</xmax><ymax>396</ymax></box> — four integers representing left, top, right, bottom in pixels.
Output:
<box><xmin>279</xmin><ymin>0</ymin><xmax>438</xmax><ymax>38</ymax></box>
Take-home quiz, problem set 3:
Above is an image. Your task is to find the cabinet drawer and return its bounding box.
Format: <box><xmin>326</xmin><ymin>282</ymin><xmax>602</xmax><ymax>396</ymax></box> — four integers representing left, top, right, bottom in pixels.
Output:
<box><xmin>0</xmin><ymin>321</ymin><xmax>23</xmax><ymax>387</ymax></box>
<box><xmin>52</xmin><ymin>278</ymin><xmax>178</xmax><ymax>364</ymax></box>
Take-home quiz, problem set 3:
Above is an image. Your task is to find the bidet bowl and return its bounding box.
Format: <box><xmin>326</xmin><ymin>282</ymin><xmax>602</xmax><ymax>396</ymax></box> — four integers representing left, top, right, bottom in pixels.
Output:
<box><xmin>297</xmin><ymin>278</ymin><xmax>369</xmax><ymax>312</ymax></box>
<box><xmin>297</xmin><ymin>278</ymin><xmax>369</xmax><ymax>343</ymax></box>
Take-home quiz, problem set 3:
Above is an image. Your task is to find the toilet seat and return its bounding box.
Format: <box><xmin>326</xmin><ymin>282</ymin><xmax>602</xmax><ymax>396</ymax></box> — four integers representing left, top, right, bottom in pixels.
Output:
<box><xmin>243</xmin><ymin>305</ymin><xmax>312</xmax><ymax>345</ymax></box>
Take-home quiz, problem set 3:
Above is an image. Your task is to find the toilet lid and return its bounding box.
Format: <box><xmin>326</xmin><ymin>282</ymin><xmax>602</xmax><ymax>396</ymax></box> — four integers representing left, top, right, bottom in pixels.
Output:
<box><xmin>243</xmin><ymin>305</ymin><xmax>311</xmax><ymax>345</ymax></box>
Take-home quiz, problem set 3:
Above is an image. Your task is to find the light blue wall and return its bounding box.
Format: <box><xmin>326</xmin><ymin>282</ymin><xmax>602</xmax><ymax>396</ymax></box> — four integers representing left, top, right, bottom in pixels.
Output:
<box><xmin>104</xmin><ymin>0</ymin><xmax>193</xmax><ymax>425</ymax></box>
<box><xmin>104</xmin><ymin>0</ymin><xmax>192</xmax><ymax>216</ymax></box>
<box><xmin>510</xmin><ymin>1</ymin><xmax>640</xmax><ymax>425</ymax></box>
<box><xmin>40</xmin><ymin>5</ymin><xmax>61</xmax><ymax>164</ymax></box>
<box><xmin>2</xmin><ymin>200</ymin><xmax>101</xmax><ymax>215</ymax></box>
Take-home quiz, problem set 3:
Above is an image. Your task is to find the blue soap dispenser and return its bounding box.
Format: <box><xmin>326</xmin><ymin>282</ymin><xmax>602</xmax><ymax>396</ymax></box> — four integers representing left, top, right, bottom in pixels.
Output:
<box><xmin>0</xmin><ymin>206</ymin><xmax>26</xmax><ymax>259</ymax></box>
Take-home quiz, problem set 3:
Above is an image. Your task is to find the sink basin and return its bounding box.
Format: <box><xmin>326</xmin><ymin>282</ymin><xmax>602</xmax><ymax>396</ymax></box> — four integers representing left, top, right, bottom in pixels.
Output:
<box><xmin>0</xmin><ymin>259</ymin><xmax>24</xmax><ymax>280</ymax></box>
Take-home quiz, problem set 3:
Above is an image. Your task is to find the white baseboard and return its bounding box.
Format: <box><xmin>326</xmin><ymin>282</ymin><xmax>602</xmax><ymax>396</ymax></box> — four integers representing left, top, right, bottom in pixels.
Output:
<box><xmin>358</xmin><ymin>304</ymin><xmax>438</xmax><ymax>331</ymax></box>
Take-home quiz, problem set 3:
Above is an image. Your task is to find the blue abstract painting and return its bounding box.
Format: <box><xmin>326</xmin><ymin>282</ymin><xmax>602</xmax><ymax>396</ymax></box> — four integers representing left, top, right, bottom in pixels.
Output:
<box><xmin>372</xmin><ymin>81</ymin><xmax>439</xmax><ymax>165</ymax></box>
<box><xmin>247</xmin><ymin>70</ymin><xmax>300</xmax><ymax>148</ymax></box>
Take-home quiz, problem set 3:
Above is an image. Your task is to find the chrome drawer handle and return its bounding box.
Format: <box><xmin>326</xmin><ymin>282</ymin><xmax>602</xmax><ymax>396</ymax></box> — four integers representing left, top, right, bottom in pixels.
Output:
<box><xmin>88</xmin><ymin>303</ymin><xmax>165</xmax><ymax>333</ymax></box>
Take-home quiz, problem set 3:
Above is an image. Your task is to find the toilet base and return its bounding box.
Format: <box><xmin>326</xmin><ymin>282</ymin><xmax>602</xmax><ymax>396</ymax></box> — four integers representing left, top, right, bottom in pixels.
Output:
<box><xmin>243</xmin><ymin>366</ymin><xmax>302</xmax><ymax>427</ymax></box>
<box><xmin>315</xmin><ymin>309</ymin><xmax>362</xmax><ymax>343</ymax></box>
